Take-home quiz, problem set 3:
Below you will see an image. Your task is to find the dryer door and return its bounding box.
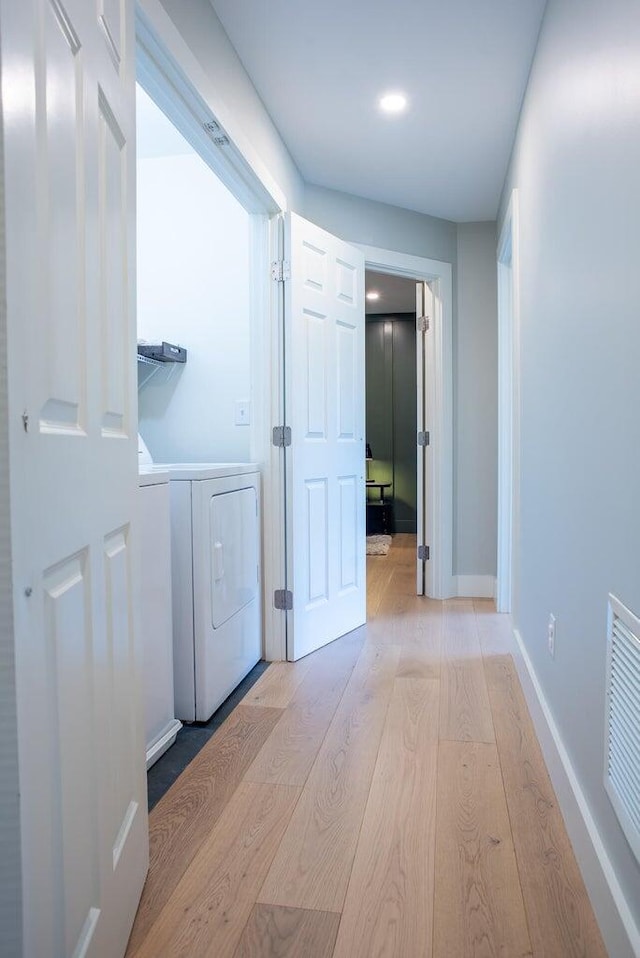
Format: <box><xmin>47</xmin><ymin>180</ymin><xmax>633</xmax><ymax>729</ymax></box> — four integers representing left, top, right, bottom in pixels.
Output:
<box><xmin>210</xmin><ymin>486</ymin><xmax>259</xmax><ymax>629</ymax></box>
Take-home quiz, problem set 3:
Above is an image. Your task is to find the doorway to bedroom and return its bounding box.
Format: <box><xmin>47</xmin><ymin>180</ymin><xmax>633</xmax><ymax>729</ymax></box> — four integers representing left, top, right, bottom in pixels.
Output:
<box><xmin>364</xmin><ymin>270</ymin><xmax>418</xmax><ymax>562</ymax></box>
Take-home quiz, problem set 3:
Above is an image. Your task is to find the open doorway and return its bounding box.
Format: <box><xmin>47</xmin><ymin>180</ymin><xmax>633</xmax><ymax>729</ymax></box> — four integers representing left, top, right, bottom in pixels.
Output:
<box><xmin>359</xmin><ymin>244</ymin><xmax>454</xmax><ymax>601</ymax></box>
<box><xmin>134</xmin><ymin>82</ymin><xmax>267</xmax><ymax>795</ymax></box>
<box><xmin>136</xmin><ymin>9</ymin><xmax>287</xmax><ymax>668</ymax></box>
<box><xmin>364</xmin><ymin>271</ymin><xmax>418</xmax><ymax>568</ymax></box>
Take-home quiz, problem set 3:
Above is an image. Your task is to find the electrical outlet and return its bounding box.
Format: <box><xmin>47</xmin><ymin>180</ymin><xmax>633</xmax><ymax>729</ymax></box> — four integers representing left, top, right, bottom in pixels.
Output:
<box><xmin>547</xmin><ymin>613</ymin><xmax>556</xmax><ymax>658</ymax></box>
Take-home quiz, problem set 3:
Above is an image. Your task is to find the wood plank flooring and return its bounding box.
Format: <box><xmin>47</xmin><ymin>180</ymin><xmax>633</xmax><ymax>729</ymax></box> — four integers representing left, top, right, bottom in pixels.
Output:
<box><xmin>331</xmin><ymin>677</ymin><xmax>439</xmax><ymax>958</ymax></box>
<box><xmin>258</xmin><ymin>642</ymin><xmax>400</xmax><ymax>913</ymax></box>
<box><xmin>433</xmin><ymin>740</ymin><xmax>531</xmax><ymax>957</ymax></box>
<box><xmin>126</xmin><ymin>534</ymin><xmax>608</xmax><ymax>958</ymax></box>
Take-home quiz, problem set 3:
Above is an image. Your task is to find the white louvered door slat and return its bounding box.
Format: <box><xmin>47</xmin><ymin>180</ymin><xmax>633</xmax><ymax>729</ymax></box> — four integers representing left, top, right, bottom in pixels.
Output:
<box><xmin>609</xmin><ymin>766</ymin><xmax>640</xmax><ymax>829</ymax></box>
<box><xmin>609</xmin><ymin>717</ymin><xmax>640</xmax><ymax>776</ymax></box>
<box><xmin>609</xmin><ymin>749</ymin><xmax>640</xmax><ymax>804</ymax></box>
<box><xmin>604</xmin><ymin>594</ymin><xmax>640</xmax><ymax>865</ymax></box>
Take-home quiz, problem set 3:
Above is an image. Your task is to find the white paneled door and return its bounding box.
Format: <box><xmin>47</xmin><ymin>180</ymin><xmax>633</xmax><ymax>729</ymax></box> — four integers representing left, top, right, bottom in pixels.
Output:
<box><xmin>284</xmin><ymin>213</ymin><xmax>366</xmax><ymax>660</ymax></box>
<box><xmin>2</xmin><ymin>0</ymin><xmax>148</xmax><ymax>956</ymax></box>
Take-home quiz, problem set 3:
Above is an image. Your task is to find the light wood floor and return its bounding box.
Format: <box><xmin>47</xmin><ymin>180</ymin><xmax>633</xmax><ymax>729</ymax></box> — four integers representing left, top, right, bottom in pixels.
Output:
<box><xmin>126</xmin><ymin>534</ymin><xmax>608</xmax><ymax>958</ymax></box>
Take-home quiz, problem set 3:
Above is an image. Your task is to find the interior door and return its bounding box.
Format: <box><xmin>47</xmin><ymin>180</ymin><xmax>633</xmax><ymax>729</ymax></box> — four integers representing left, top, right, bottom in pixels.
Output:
<box><xmin>416</xmin><ymin>281</ymin><xmax>434</xmax><ymax>595</ymax></box>
<box><xmin>284</xmin><ymin>212</ymin><xmax>366</xmax><ymax>660</ymax></box>
<box><xmin>2</xmin><ymin>1</ymin><xmax>148</xmax><ymax>955</ymax></box>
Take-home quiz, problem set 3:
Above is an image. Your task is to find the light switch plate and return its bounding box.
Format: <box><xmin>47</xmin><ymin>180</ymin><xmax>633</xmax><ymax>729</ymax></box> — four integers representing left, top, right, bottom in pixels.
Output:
<box><xmin>235</xmin><ymin>400</ymin><xmax>251</xmax><ymax>426</ymax></box>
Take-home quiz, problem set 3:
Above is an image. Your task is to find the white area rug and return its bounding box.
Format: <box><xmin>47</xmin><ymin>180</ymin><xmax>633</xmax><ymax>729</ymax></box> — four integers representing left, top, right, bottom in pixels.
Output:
<box><xmin>366</xmin><ymin>534</ymin><xmax>392</xmax><ymax>556</ymax></box>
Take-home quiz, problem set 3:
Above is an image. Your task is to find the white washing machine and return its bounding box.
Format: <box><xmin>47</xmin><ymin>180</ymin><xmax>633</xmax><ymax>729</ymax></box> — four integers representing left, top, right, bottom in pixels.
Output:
<box><xmin>168</xmin><ymin>463</ymin><xmax>261</xmax><ymax>722</ymax></box>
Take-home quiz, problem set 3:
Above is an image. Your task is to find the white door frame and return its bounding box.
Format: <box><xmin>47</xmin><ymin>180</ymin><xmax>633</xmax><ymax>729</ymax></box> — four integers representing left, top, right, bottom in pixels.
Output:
<box><xmin>415</xmin><ymin>281</ymin><xmax>428</xmax><ymax>595</ymax></box>
<box><xmin>359</xmin><ymin>244</ymin><xmax>454</xmax><ymax>600</ymax></box>
<box><xmin>496</xmin><ymin>189</ymin><xmax>520</xmax><ymax>614</ymax></box>
<box><xmin>135</xmin><ymin>1</ymin><xmax>288</xmax><ymax>661</ymax></box>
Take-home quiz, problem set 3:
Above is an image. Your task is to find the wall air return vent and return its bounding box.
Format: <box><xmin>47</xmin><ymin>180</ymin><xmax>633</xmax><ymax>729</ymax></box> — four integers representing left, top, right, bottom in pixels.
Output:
<box><xmin>604</xmin><ymin>593</ymin><xmax>640</xmax><ymax>864</ymax></box>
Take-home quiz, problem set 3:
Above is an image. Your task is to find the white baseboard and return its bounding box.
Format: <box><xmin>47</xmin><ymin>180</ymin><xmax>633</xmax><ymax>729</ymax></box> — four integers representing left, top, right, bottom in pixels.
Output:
<box><xmin>512</xmin><ymin>628</ymin><xmax>640</xmax><ymax>958</ymax></box>
<box><xmin>454</xmin><ymin>574</ymin><xmax>496</xmax><ymax>599</ymax></box>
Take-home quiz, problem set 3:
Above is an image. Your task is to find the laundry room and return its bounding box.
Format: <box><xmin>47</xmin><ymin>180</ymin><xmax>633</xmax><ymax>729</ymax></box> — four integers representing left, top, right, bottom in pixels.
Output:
<box><xmin>136</xmin><ymin>83</ymin><xmax>253</xmax><ymax>463</ymax></box>
<box><xmin>135</xmin><ymin>82</ymin><xmax>264</xmax><ymax>790</ymax></box>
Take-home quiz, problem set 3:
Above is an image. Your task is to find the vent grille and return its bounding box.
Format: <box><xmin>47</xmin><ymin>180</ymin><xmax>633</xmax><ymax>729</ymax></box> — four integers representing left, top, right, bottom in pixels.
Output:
<box><xmin>604</xmin><ymin>594</ymin><xmax>640</xmax><ymax>863</ymax></box>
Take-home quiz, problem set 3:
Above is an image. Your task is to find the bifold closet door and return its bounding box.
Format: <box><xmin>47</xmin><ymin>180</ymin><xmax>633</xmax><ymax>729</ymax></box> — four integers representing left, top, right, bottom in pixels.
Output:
<box><xmin>1</xmin><ymin>0</ymin><xmax>148</xmax><ymax>953</ymax></box>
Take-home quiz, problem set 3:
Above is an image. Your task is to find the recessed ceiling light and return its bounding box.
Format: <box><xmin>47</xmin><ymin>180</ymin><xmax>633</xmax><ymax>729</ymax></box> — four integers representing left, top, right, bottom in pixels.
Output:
<box><xmin>366</xmin><ymin>291</ymin><xmax>380</xmax><ymax>301</ymax></box>
<box><xmin>378</xmin><ymin>92</ymin><xmax>407</xmax><ymax>114</ymax></box>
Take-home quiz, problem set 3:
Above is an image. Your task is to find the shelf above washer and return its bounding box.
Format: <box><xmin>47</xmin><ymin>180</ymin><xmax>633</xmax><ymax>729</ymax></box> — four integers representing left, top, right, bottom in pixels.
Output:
<box><xmin>137</xmin><ymin>353</ymin><xmax>163</xmax><ymax>388</ymax></box>
<box><xmin>137</xmin><ymin>353</ymin><xmax>162</xmax><ymax>367</ymax></box>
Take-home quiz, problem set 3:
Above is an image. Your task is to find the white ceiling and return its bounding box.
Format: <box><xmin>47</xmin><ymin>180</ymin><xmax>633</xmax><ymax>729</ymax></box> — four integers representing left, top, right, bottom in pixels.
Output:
<box><xmin>210</xmin><ymin>0</ymin><xmax>546</xmax><ymax>222</ymax></box>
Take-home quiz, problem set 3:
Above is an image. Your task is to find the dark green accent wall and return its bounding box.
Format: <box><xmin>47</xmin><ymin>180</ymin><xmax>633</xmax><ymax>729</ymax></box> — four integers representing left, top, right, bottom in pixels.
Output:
<box><xmin>365</xmin><ymin>314</ymin><xmax>417</xmax><ymax>533</ymax></box>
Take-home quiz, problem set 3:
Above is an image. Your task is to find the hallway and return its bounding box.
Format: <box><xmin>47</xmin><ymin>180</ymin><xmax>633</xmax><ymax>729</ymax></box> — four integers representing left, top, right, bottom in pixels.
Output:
<box><xmin>126</xmin><ymin>535</ymin><xmax>607</xmax><ymax>957</ymax></box>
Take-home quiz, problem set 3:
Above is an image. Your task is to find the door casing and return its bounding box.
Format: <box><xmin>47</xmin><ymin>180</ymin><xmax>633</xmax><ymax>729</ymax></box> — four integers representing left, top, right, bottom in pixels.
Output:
<box><xmin>496</xmin><ymin>188</ymin><xmax>520</xmax><ymax>615</ymax></box>
<box><xmin>358</xmin><ymin>245</ymin><xmax>454</xmax><ymax>601</ymax></box>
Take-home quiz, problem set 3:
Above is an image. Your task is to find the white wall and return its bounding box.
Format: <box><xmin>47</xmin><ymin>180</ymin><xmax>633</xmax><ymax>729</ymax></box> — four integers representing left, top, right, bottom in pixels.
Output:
<box><xmin>137</xmin><ymin>150</ymin><xmax>252</xmax><ymax>463</ymax></box>
<box><xmin>455</xmin><ymin>222</ymin><xmax>498</xmax><ymax>576</ymax></box>
<box><xmin>499</xmin><ymin>0</ymin><xmax>640</xmax><ymax>945</ymax></box>
<box><xmin>304</xmin><ymin>184</ymin><xmax>457</xmax><ymax>264</ymax></box>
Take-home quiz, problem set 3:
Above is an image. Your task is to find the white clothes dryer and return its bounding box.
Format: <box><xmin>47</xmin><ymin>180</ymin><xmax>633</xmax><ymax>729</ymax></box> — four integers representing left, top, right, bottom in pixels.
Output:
<box><xmin>167</xmin><ymin>463</ymin><xmax>261</xmax><ymax>722</ymax></box>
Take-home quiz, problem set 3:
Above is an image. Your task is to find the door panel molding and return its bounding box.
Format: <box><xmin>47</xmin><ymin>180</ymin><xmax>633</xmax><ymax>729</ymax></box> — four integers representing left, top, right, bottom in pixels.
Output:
<box><xmin>1</xmin><ymin>0</ymin><xmax>148</xmax><ymax>952</ymax></box>
<box><xmin>286</xmin><ymin>213</ymin><xmax>366</xmax><ymax>660</ymax></box>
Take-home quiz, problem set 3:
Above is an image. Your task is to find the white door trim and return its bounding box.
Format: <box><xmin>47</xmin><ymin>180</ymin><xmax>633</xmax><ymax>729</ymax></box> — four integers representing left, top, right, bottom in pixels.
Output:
<box><xmin>496</xmin><ymin>189</ymin><xmax>520</xmax><ymax>614</ymax></box>
<box><xmin>415</xmin><ymin>281</ymin><xmax>427</xmax><ymax>595</ymax></box>
<box><xmin>261</xmin><ymin>214</ymin><xmax>288</xmax><ymax>661</ymax></box>
<box><xmin>358</xmin><ymin>244</ymin><xmax>454</xmax><ymax>600</ymax></box>
<box><xmin>135</xmin><ymin>4</ymin><xmax>287</xmax><ymax>661</ymax></box>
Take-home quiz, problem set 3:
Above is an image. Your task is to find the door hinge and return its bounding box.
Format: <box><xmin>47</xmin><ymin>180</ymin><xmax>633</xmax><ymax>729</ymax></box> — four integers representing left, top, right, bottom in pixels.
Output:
<box><xmin>271</xmin><ymin>259</ymin><xmax>290</xmax><ymax>282</ymax></box>
<box><xmin>418</xmin><ymin>545</ymin><xmax>430</xmax><ymax>561</ymax></box>
<box><xmin>417</xmin><ymin>430</ymin><xmax>430</xmax><ymax>447</ymax></box>
<box><xmin>272</xmin><ymin>425</ymin><xmax>292</xmax><ymax>448</ymax></box>
<box><xmin>417</xmin><ymin>315</ymin><xmax>430</xmax><ymax>333</ymax></box>
<box><xmin>274</xmin><ymin>589</ymin><xmax>293</xmax><ymax>611</ymax></box>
